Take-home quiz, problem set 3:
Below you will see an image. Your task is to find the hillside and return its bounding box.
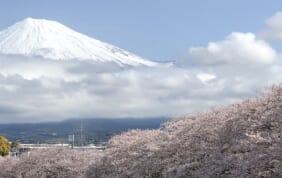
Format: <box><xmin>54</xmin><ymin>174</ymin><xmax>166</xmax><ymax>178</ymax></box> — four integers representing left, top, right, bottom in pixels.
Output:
<box><xmin>87</xmin><ymin>84</ymin><xmax>282</xmax><ymax>177</ymax></box>
<box><xmin>1</xmin><ymin>84</ymin><xmax>282</xmax><ymax>177</ymax></box>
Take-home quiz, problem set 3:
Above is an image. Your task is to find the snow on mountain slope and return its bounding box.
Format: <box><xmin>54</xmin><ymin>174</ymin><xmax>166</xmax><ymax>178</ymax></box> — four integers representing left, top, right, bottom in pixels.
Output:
<box><xmin>0</xmin><ymin>18</ymin><xmax>157</xmax><ymax>66</ymax></box>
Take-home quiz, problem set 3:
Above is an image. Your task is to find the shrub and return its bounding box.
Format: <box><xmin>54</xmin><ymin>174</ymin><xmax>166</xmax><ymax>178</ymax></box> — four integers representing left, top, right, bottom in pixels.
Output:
<box><xmin>0</xmin><ymin>136</ymin><xmax>10</xmax><ymax>156</ymax></box>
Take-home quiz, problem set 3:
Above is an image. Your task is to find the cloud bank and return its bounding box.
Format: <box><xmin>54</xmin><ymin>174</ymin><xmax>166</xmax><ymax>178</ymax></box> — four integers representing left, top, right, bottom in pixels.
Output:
<box><xmin>1</xmin><ymin>12</ymin><xmax>282</xmax><ymax>123</ymax></box>
<box><xmin>179</xmin><ymin>32</ymin><xmax>277</xmax><ymax>66</ymax></box>
<box><xmin>0</xmin><ymin>55</ymin><xmax>221</xmax><ymax>122</ymax></box>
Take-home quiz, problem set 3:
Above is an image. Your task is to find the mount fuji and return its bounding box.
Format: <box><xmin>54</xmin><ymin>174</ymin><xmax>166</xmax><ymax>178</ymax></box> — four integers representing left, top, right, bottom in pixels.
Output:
<box><xmin>0</xmin><ymin>18</ymin><xmax>158</xmax><ymax>67</ymax></box>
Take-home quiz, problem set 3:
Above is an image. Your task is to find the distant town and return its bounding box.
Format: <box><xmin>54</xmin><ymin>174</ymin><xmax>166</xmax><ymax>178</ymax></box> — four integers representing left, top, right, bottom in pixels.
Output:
<box><xmin>0</xmin><ymin>118</ymin><xmax>167</xmax><ymax>157</ymax></box>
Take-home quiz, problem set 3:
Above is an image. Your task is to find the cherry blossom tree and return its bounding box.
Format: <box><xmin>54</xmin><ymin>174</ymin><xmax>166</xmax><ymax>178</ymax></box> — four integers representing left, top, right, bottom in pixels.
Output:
<box><xmin>1</xmin><ymin>84</ymin><xmax>282</xmax><ymax>177</ymax></box>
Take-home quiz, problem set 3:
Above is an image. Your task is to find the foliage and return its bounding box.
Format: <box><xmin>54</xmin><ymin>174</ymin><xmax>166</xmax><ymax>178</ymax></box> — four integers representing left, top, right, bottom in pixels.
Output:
<box><xmin>0</xmin><ymin>148</ymin><xmax>102</xmax><ymax>178</ymax></box>
<box><xmin>87</xmin><ymin>84</ymin><xmax>282</xmax><ymax>177</ymax></box>
<box><xmin>1</xmin><ymin>84</ymin><xmax>282</xmax><ymax>177</ymax></box>
<box><xmin>0</xmin><ymin>136</ymin><xmax>10</xmax><ymax>156</ymax></box>
<box><xmin>10</xmin><ymin>142</ymin><xmax>20</xmax><ymax>149</ymax></box>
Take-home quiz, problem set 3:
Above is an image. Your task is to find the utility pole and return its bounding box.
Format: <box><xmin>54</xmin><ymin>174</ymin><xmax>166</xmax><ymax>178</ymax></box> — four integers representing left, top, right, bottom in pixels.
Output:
<box><xmin>72</xmin><ymin>134</ymin><xmax>74</xmax><ymax>149</ymax></box>
<box><xmin>80</xmin><ymin>122</ymin><xmax>83</xmax><ymax>146</ymax></box>
<box><xmin>69</xmin><ymin>134</ymin><xmax>75</xmax><ymax>149</ymax></box>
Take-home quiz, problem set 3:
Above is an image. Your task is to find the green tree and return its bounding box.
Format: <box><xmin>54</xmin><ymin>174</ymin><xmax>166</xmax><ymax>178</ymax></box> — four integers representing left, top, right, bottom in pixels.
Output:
<box><xmin>0</xmin><ymin>136</ymin><xmax>10</xmax><ymax>156</ymax></box>
<box><xmin>10</xmin><ymin>142</ymin><xmax>20</xmax><ymax>149</ymax></box>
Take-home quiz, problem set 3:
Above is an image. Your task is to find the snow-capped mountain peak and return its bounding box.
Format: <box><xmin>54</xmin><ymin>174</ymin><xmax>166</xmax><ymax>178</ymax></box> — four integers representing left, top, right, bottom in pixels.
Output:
<box><xmin>0</xmin><ymin>18</ymin><xmax>157</xmax><ymax>66</ymax></box>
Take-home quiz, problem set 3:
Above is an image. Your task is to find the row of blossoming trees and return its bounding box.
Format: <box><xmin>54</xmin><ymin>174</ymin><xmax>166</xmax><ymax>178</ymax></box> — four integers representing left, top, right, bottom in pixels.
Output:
<box><xmin>0</xmin><ymin>85</ymin><xmax>282</xmax><ymax>177</ymax></box>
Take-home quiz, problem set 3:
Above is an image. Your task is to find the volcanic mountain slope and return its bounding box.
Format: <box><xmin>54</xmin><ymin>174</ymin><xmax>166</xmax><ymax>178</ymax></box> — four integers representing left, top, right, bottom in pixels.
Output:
<box><xmin>0</xmin><ymin>18</ymin><xmax>157</xmax><ymax>67</ymax></box>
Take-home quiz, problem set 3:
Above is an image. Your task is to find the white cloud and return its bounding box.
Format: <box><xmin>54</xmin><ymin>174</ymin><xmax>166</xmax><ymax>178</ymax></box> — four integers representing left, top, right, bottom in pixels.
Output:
<box><xmin>2</xmin><ymin>14</ymin><xmax>282</xmax><ymax>123</ymax></box>
<box><xmin>0</xmin><ymin>41</ymin><xmax>281</xmax><ymax>123</ymax></box>
<box><xmin>197</xmin><ymin>73</ymin><xmax>216</xmax><ymax>83</ymax></box>
<box><xmin>179</xmin><ymin>32</ymin><xmax>277</xmax><ymax>66</ymax></box>
<box><xmin>0</xmin><ymin>54</ymin><xmax>261</xmax><ymax>123</ymax></box>
<box><xmin>260</xmin><ymin>12</ymin><xmax>282</xmax><ymax>41</ymax></box>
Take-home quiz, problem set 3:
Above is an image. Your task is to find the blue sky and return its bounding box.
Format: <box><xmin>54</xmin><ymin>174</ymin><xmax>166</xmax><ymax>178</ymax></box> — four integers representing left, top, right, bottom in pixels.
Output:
<box><xmin>0</xmin><ymin>0</ymin><xmax>280</xmax><ymax>61</ymax></box>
